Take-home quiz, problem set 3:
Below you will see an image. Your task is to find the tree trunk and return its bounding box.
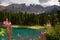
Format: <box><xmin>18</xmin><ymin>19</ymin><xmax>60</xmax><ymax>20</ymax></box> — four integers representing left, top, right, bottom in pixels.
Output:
<box><xmin>6</xmin><ymin>26</ymin><xmax>12</xmax><ymax>40</ymax></box>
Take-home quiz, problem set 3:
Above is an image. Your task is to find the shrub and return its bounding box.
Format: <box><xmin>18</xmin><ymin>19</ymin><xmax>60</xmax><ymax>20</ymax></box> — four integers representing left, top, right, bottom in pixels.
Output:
<box><xmin>46</xmin><ymin>26</ymin><xmax>60</xmax><ymax>40</ymax></box>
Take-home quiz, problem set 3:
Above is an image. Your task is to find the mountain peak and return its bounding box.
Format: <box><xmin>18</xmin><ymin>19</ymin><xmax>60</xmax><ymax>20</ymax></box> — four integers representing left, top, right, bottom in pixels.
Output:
<box><xmin>0</xmin><ymin>4</ymin><xmax>60</xmax><ymax>13</ymax></box>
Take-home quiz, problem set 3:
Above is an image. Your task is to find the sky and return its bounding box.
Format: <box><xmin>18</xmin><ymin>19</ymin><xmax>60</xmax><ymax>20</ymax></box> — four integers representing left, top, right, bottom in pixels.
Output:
<box><xmin>0</xmin><ymin>0</ymin><xmax>60</xmax><ymax>7</ymax></box>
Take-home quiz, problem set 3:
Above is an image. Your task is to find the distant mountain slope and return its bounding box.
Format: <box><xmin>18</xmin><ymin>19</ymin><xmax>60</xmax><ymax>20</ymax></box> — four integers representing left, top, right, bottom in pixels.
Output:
<box><xmin>44</xmin><ymin>5</ymin><xmax>60</xmax><ymax>13</ymax></box>
<box><xmin>0</xmin><ymin>5</ymin><xmax>6</xmax><ymax>11</ymax></box>
<box><xmin>4</xmin><ymin>4</ymin><xmax>44</xmax><ymax>13</ymax></box>
<box><xmin>0</xmin><ymin>4</ymin><xmax>60</xmax><ymax>13</ymax></box>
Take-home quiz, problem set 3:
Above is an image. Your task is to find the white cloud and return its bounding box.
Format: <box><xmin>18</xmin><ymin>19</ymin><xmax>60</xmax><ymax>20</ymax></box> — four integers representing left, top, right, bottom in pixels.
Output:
<box><xmin>0</xmin><ymin>0</ymin><xmax>60</xmax><ymax>6</ymax></box>
<box><xmin>10</xmin><ymin>0</ymin><xmax>40</xmax><ymax>5</ymax></box>
<box><xmin>41</xmin><ymin>0</ymin><xmax>60</xmax><ymax>7</ymax></box>
<box><xmin>0</xmin><ymin>3</ymin><xmax>9</xmax><ymax>6</ymax></box>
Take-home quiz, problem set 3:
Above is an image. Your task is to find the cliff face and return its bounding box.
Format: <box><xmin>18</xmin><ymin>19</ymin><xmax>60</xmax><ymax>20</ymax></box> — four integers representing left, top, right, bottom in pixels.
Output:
<box><xmin>0</xmin><ymin>4</ymin><xmax>60</xmax><ymax>14</ymax></box>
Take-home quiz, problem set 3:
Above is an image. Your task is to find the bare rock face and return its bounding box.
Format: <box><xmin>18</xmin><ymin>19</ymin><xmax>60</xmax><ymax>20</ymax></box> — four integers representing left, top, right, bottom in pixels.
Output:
<box><xmin>0</xmin><ymin>4</ymin><xmax>60</xmax><ymax>14</ymax></box>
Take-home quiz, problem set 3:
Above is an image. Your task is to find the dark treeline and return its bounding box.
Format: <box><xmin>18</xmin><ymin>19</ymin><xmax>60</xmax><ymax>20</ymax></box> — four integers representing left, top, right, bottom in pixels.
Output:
<box><xmin>0</xmin><ymin>11</ymin><xmax>60</xmax><ymax>26</ymax></box>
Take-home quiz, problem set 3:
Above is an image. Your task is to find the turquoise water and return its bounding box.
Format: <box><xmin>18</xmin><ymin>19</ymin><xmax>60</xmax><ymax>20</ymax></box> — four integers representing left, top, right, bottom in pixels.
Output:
<box><xmin>0</xmin><ymin>28</ymin><xmax>45</xmax><ymax>40</ymax></box>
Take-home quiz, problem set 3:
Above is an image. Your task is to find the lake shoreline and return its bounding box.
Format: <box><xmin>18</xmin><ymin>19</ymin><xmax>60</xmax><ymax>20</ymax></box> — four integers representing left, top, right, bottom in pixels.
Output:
<box><xmin>12</xmin><ymin>25</ymin><xmax>45</xmax><ymax>29</ymax></box>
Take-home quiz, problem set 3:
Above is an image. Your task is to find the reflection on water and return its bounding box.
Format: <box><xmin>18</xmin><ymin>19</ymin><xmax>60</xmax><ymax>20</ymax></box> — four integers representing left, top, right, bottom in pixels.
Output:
<box><xmin>0</xmin><ymin>28</ymin><xmax>45</xmax><ymax>40</ymax></box>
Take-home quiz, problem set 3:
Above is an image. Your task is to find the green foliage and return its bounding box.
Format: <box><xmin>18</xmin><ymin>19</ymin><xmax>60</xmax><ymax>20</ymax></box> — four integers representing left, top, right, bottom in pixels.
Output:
<box><xmin>46</xmin><ymin>26</ymin><xmax>60</xmax><ymax>40</ymax></box>
<box><xmin>0</xmin><ymin>11</ymin><xmax>60</xmax><ymax>26</ymax></box>
<box><xmin>46</xmin><ymin>28</ymin><xmax>55</xmax><ymax>35</ymax></box>
<box><xmin>0</xmin><ymin>28</ymin><xmax>6</xmax><ymax>37</ymax></box>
